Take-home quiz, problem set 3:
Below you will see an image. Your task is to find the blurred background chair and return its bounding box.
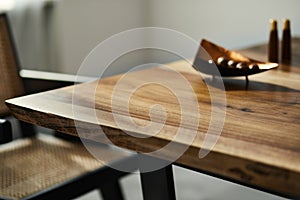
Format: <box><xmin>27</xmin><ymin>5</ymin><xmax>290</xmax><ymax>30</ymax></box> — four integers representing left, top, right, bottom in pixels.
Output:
<box><xmin>0</xmin><ymin>13</ymin><xmax>135</xmax><ymax>200</ymax></box>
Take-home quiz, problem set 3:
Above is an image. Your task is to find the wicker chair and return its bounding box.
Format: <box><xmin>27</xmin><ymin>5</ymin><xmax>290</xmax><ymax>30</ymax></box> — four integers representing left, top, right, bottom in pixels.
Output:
<box><xmin>0</xmin><ymin>13</ymin><xmax>135</xmax><ymax>200</ymax></box>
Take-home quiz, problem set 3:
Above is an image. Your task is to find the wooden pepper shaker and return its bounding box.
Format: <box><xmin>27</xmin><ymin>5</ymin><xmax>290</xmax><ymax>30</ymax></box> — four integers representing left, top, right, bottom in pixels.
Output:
<box><xmin>281</xmin><ymin>19</ymin><xmax>291</xmax><ymax>63</ymax></box>
<box><xmin>268</xmin><ymin>19</ymin><xmax>279</xmax><ymax>63</ymax></box>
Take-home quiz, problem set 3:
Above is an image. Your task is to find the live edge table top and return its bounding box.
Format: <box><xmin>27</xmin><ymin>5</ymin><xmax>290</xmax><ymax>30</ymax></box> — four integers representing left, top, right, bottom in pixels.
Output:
<box><xmin>6</xmin><ymin>39</ymin><xmax>300</xmax><ymax>198</ymax></box>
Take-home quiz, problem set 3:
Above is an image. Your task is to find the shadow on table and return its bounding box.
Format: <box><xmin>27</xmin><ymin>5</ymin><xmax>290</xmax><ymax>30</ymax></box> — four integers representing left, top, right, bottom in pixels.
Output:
<box><xmin>204</xmin><ymin>77</ymin><xmax>300</xmax><ymax>93</ymax></box>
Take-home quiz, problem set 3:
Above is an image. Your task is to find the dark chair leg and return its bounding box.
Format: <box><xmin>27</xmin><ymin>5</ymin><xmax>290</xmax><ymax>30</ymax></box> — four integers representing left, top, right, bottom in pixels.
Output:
<box><xmin>100</xmin><ymin>180</ymin><xmax>125</xmax><ymax>200</ymax></box>
<box><xmin>140</xmin><ymin>163</ymin><xmax>176</xmax><ymax>200</ymax></box>
<box><xmin>0</xmin><ymin>119</ymin><xmax>12</xmax><ymax>144</ymax></box>
<box><xmin>19</xmin><ymin>121</ymin><xmax>36</xmax><ymax>137</ymax></box>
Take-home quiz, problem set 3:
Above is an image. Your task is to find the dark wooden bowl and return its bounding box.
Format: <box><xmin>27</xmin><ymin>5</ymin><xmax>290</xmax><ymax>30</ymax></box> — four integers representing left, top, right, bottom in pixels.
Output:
<box><xmin>193</xmin><ymin>39</ymin><xmax>278</xmax><ymax>78</ymax></box>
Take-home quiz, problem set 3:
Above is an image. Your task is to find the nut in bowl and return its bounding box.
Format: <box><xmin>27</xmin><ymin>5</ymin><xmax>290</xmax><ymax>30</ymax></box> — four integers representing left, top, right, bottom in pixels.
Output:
<box><xmin>193</xmin><ymin>39</ymin><xmax>278</xmax><ymax>84</ymax></box>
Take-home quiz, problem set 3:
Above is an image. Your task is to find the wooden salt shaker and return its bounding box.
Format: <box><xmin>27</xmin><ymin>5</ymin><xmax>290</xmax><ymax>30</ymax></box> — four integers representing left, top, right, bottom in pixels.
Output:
<box><xmin>281</xmin><ymin>19</ymin><xmax>291</xmax><ymax>63</ymax></box>
<box><xmin>268</xmin><ymin>19</ymin><xmax>279</xmax><ymax>63</ymax></box>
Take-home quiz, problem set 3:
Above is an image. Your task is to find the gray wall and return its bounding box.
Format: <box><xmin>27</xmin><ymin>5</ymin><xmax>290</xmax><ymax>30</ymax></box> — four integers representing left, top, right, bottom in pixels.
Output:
<box><xmin>55</xmin><ymin>0</ymin><xmax>147</xmax><ymax>75</ymax></box>
<box><xmin>9</xmin><ymin>0</ymin><xmax>60</xmax><ymax>71</ymax></box>
<box><xmin>7</xmin><ymin>0</ymin><xmax>300</xmax><ymax>75</ymax></box>
<box><xmin>147</xmin><ymin>0</ymin><xmax>300</xmax><ymax>48</ymax></box>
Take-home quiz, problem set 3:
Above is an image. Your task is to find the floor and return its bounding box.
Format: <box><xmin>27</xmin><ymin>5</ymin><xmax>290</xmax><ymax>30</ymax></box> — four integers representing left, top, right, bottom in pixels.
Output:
<box><xmin>75</xmin><ymin>166</ymin><xmax>288</xmax><ymax>200</ymax></box>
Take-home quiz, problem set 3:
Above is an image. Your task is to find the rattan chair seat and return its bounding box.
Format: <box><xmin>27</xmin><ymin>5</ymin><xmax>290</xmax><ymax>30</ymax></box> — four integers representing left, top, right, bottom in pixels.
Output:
<box><xmin>0</xmin><ymin>134</ymin><xmax>128</xmax><ymax>199</ymax></box>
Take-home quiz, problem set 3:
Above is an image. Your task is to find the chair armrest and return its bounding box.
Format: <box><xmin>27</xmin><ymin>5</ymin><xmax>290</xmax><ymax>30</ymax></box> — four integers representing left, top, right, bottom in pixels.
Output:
<box><xmin>20</xmin><ymin>69</ymin><xmax>95</xmax><ymax>83</ymax></box>
<box><xmin>0</xmin><ymin>119</ymin><xmax>12</xmax><ymax>144</ymax></box>
<box><xmin>19</xmin><ymin>69</ymin><xmax>96</xmax><ymax>94</ymax></box>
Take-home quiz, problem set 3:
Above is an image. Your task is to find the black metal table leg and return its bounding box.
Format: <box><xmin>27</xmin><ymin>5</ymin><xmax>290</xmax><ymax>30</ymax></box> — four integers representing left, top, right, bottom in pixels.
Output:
<box><xmin>101</xmin><ymin>180</ymin><xmax>124</xmax><ymax>200</ymax></box>
<box><xmin>139</xmin><ymin>155</ymin><xmax>176</xmax><ymax>200</ymax></box>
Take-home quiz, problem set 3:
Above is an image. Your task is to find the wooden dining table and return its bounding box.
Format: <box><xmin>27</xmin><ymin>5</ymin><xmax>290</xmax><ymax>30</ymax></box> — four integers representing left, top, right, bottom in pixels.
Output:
<box><xmin>6</xmin><ymin>38</ymin><xmax>300</xmax><ymax>199</ymax></box>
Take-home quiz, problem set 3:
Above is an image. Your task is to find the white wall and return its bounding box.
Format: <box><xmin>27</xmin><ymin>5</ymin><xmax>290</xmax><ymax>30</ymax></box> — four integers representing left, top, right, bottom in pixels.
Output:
<box><xmin>9</xmin><ymin>0</ymin><xmax>60</xmax><ymax>70</ymax></box>
<box><xmin>8</xmin><ymin>0</ymin><xmax>300</xmax><ymax>75</ymax></box>
<box><xmin>55</xmin><ymin>0</ymin><xmax>147</xmax><ymax>75</ymax></box>
<box><xmin>56</xmin><ymin>0</ymin><xmax>300</xmax><ymax>76</ymax></box>
<box><xmin>146</xmin><ymin>0</ymin><xmax>300</xmax><ymax>49</ymax></box>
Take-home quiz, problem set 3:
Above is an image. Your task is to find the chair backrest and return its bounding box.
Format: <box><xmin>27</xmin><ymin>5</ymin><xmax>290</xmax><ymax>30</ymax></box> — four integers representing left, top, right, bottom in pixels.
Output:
<box><xmin>0</xmin><ymin>14</ymin><xmax>25</xmax><ymax>117</ymax></box>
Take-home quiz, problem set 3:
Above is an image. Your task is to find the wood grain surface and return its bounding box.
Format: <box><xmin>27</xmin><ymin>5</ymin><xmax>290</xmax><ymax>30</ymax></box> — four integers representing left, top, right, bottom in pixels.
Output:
<box><xmin>6</xmin><ymin>38</ymin><xmax>300</xmax><ymax>198</ymax></box>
